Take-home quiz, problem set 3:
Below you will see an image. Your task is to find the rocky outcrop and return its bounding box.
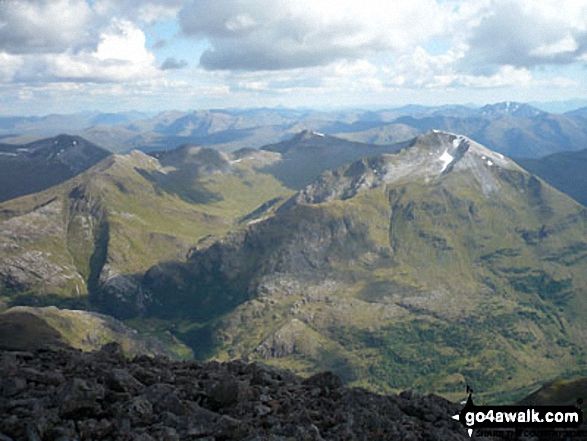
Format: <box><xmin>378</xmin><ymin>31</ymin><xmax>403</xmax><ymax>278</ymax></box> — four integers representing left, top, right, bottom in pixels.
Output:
<box><xmin>0</xmin><ymin>343</ymin><xmax>478</xmax><ymax>440</ymax></box>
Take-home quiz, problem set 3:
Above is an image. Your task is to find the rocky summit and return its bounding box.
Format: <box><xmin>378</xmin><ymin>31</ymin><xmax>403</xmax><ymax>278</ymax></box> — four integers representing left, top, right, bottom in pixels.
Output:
<box><xmin>0</xmin><ymin>343</ymin><xmax>476</xmax><ymax>441</ymax></box>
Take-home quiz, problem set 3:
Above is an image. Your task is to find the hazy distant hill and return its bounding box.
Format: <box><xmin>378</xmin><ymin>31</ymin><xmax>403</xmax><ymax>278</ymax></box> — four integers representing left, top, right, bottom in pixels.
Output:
<box><xmin>0</xmin><ymin>111</ymin><xmax>148</xmax><ymax>137</ymax></box>
<box><xmin>4</xmin><ymin>103</ymin><xmax>587</xmax><ymax>158</ymax></box>
<box><xmin>516</xmin><ymin>148</ymin><xmax>587</xmax><ymax>206</ymax></box>
<box><xmin>344</xmin><ymin>102</ymin><xmax>587</xmax><ymax>158</ymax></box>
<box><xmin>0</xmin><ymin>134</ymin><xmax>111</xmax><ymax>202</ymax></box>
<box><xmin>259</xmin><ymin>130</ymin><xmax>406</xmax><ymax>189</ymax></box>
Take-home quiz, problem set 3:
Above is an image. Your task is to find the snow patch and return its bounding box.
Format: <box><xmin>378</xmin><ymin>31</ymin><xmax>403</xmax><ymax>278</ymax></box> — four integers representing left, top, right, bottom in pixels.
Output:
<box><xmin>0</xmin><ymin>152</ymin><xmax>17</xmax><ymax>156</ymax></box>
<box><xmin>439</xmin><ymin>150</ymin><xmax>453</xmax><ymax>172</ymax></box>
<box><xmin>487</xmin><ymin>160</ymin><xmax>493</xmax><ymax>166</ymax></box>
<box><xmin>313</xmin><ymin>131</ymin><xmax>325</xmax><ymax>137</ymax></box>
<box><xmin>230</xmin><ymin>159</ymin><xmax>243</xmax><ymax>164</ymax></box>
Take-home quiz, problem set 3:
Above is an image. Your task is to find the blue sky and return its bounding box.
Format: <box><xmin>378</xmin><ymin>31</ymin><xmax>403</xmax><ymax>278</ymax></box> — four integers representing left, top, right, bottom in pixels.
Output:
<box><xmin>1</xmin><ymin>0</ymin><xmax>587</xmax><ymax>115</ymax></box>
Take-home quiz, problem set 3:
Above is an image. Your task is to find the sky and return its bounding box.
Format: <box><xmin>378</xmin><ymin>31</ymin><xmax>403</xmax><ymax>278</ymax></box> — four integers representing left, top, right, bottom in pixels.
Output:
<box><xmin>2</xmin><ymin>0</ymin><xmax>587</xmax><ymax>115</ymax></box>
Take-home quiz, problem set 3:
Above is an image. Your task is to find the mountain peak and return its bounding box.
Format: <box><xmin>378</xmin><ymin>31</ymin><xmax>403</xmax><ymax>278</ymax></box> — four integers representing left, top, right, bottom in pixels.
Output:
<box><xmin>293</xmin><ymin>129</ymin><xmax>327</xmax><ymax>141</ymax></box>
<box><xmin>413</xmin><ymin>130</ymin><xmax>515</xmax><ymax>170</ymax></box>
<box><xmin>480</xmin><ymin>102</ymin><xmax>546</xmax><ymax>118</ymax></box>
<box><xmin>0</xmin><ymin>134</ymin><xmax>111</xmax><ymax>202</ymax></box>
<box><xmin>284</xmin><ymin>130</ymin><xmax>520</xmax><ymax>206</ymax></box>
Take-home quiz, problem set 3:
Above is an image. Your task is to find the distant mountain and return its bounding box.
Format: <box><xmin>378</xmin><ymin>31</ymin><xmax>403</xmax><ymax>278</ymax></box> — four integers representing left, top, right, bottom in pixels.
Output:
<box><xmin>565</xmin><ymin>107</ymin><xmax>587</xmax><ymax>116</ymax></box>
<box><xmin>0</xmin><ymin>134</ymin><xmax>111</xmax><ymax>202</ymax></box>
<box><xmin>396</xmin><ymin>103</ymin><xmax>587</xmax><ymax>157</ymax></box>
<box><xmin>4</xmin><ymin>103</ymin><xmax>586</xmax><ymax>158</ymax></box>
<box><xmin>478</xmin><ymin>101</ymin><xmax>547</xmax><ymax>118</ymax></box>
<box><xmin>259</xmin><ymin>130</ymin><xmax>406</xmax><ymax>189</ymax></box>
<box><xmin>131</xmin><ymin>131</ymin><xmax>587</xmax><ymax>401</ymax></box>
<box><xmin>0</xmin><ymin>112</ymin><xmax>148</xmax><ymax>137</ymax></box>
<box><xmin>336</xmin><ymin>102</ymin><xmax>587</xmax><ymax>158</ymax></box>
<box><xmin>334</xmin><ymin>123</ymin><xmax>420</xmax><ymax>145</ymax></box>
<box><xmin>515</xmin><ymin>148</ymin><xmax>587</xmax><ymax>206</ymax></box>
<box><xmin>0</xmin><ymin>305</ymin><xmax>190</xmax><ymax>358</ymax></box>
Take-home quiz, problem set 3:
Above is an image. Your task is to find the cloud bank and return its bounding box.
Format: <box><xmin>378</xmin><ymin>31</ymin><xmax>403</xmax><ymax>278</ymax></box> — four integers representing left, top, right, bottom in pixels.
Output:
<box><xmin>1</xmin><ymin>0</ymin><xmax>587</xmax><ymax>113</ymax></box>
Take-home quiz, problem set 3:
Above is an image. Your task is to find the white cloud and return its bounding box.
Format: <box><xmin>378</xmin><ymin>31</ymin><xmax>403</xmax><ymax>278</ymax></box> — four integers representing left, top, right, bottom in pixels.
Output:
<box><xmin>0</xmin><ymin>0</ymin><xmax>93</xmax><ymax>54</ymax></box>
<box><xmin>530</xmin><ymin>35</ymin><xmax>579</xmax><ymax>58</ymax></box>
<box><xmin>178</xmin><ymin>0</ymin><xmax>452</xmax><ymax>70</ymax></box>
<box><xmin>45</xmin><ymin>20</ymin><xmax>162</xmax><ymax>82</ymax></box>
<box><xmin>93</xmin><ymin>0</ymin><xmax>184</xmax><ymax>22</ymax></box>
<box><xmin>0</xmin><ymin>52</ymin><xmax>23</xmax><ymax>83</ymax></box>
<box><xmin>2</xmin><ymin>0</ymin><xmax>587</xmax><ymax>111</ymax></box>
<box><xmin>460</xmin><ymin>0</ymin><xmax>587</xmax><ymax>71</ymax></box>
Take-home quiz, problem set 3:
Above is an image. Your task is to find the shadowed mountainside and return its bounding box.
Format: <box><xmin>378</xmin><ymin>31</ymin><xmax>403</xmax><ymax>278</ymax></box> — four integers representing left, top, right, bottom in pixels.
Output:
<box><xmin>0</xmin><ymin>135</ymin><xmax>111</xmax><ymax>203</ymax></box>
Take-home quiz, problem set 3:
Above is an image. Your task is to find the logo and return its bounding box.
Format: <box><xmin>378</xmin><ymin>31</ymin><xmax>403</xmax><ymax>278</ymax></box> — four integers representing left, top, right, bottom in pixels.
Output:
<box><xmin>451</xmin><ymin>386</ymin><xmax>583</xmax><ymax>438</ymax></box>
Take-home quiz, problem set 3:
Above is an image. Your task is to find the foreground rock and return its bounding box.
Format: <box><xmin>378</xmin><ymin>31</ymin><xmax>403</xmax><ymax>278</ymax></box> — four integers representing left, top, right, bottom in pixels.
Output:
<box><xmin>0</xmin><ymin>343</ymin><xmax>479</xmax><ymax>440</ymax></box>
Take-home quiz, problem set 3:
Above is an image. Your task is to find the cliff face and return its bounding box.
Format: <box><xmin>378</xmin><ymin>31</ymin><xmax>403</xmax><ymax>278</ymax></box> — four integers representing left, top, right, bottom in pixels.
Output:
<box><xmin>0</xmin><ymin>343</ymin><xmax>474</xmax><ymax>440</ymax></box>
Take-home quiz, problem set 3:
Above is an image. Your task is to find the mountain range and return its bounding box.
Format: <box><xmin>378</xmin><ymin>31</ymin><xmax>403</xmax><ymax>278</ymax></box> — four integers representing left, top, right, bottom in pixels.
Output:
<box><xmin>1</xmin><ymin>126</ymin><xmax>586</xmax><ymax>406</ymax></box>
<box><xmin>5</xmin><ymin>103</ymin><xmax>587</xmax><ymax>160</ymax></box>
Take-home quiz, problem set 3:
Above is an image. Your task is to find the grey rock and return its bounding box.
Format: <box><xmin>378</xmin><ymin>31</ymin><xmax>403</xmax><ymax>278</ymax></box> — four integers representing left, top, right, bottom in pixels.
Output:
<box><xmin>303</xmin><ymin>371</ymin><xmax>343</xmax><ymax>390</ymax></box>
<box><xmin>57</xmin><ymin>378</ymin><xmax>103</xmax><ymax>419</ymax></box>
<box><xmin>104</xmin><ymin>368</ymin><xmax>144</xmax><ymax>393</ymax></box>
<box><xmin>0</xmin><ymin>344</ymin><xmax>514</xmax><ymax>441</ymax></box>
<box><xmin>0</xmin><ymin>377</ymin><xmax>27</xmax><ymax>397</ymax></box>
